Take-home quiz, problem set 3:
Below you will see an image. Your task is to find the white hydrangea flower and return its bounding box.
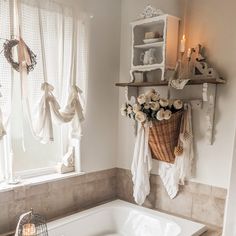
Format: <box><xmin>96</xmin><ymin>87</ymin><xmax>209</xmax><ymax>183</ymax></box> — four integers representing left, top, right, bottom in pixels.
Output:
<box><xmin>159</xmin><ymin>99</ymin><xmax>169</xmax><ymax>107</ymax></box>
<box><xmin>135</xmin><ymin>111</ymin><xmax>147</xmax><ymax>123</ymax></box>
<box><xmin>151</xmin><ymin>93</ymin><xmax>160</xmax><ymax>101</ymax></box>
<box><xmin>156</xmin><ymin>108</ymin><xmax>165</xmax><ymax>121</ymax></box>
<box><xmin>144</xmin><ymin>103</ymin><xmax>150</xmax><ymax>109</ymax></box>
<box><xmin>133</xmin><ymin>103</ymin><xmax>141</xmax><ymax>113</ymax></box>
<box><xmin>164</xmin><ymin>110</ymin><xmax>172</xmax><ymax>120</ymax></box>
<box><xmin>149</xmin><ymin>101</ymin><xmax>160</xmax><ymax>111</ymax></box>
<box><xmin>145</xmin><ymin>89</ymin><xmax>155</xmax><ymax>98</ymax></box>
<box><xmin>173</xmin><ymin>99</ymin><xmax>183</xmax><ymax>110</ymax></box>
<box><xmin>137</xmin><ymin>94</ymin><xmax>147</xmax><ymax>105</ymax></box>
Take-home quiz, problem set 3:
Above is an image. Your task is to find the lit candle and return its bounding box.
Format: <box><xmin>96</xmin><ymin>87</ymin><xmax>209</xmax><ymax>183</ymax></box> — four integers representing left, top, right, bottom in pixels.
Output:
<box><xmin>22</xmin><ymin>223</ymin><xmax>36</xmax><ymax>236</ymax></box>
<box><xmin>187</xmin><ymin>48</ymin><xmax>192</xmax><ymax>59</ymax></box>
<box><xmin>180</xmin><ymin>35</ymin><xmax>186</xmax><ymax>53</ymax></box>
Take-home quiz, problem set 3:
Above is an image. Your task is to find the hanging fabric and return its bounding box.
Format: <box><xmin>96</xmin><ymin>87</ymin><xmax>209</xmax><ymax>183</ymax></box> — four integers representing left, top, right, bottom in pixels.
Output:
<box><xmin>158</xmin><ymin>103</ymin><xmax>193</xmax><ymax>199</ymax></box>
<box><xmin>0</xmin><ymin>88</ymin><xmax>6</xmax><ymax>139</ymax></box>
<box><xmin>131</xmin><ymin>122</ymin><xmax>152</xmax><ymax>205</ymax></box>
<box><xmin>62</xmin><ymin>16</ymin><xmax>85</xmax><ymax>139</ymax></box>
<box><xmin>27</xmin><ymin>4</ymin><xmax>84</xmax><ymax>144</ymax></box>
<box><xmin>174</xmin><ymin>103</ymin><xmax>193</xmax><ymax>184</ymax></box>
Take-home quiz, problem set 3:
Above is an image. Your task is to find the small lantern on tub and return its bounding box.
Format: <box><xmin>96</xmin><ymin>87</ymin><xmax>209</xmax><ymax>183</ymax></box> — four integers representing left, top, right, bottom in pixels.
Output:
<box><xmin>15</xmin><ymin>209</ymin><xmax>48</xmax><ymax>236</ymax></box>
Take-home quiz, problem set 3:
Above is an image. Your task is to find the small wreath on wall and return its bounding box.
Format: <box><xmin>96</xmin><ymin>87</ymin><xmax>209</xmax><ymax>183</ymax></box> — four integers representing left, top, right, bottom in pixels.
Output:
<box><xmin>3</xmin><ymin>39</ymin><xmax>37</xmax><ymax>73</ymax></box>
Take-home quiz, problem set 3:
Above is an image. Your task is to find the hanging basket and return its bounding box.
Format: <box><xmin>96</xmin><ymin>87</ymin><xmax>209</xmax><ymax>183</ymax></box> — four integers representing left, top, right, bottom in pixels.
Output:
<box><xmin>149</xmin><ymin>110</ymin><xmax>183</xmax><ymax>163</ymax></box>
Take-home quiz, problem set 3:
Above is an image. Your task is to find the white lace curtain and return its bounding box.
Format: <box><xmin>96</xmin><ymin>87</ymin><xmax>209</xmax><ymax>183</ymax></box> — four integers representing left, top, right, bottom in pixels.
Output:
<box><xmin>0</xmin><ymin>0</ymin><xmax>88</xmax><ymax>180</ymax></box>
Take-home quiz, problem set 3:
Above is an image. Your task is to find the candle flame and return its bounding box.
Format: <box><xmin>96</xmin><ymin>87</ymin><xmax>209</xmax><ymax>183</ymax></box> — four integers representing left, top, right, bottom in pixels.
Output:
<box><xmin>182</xmin><ymin>34</ymin><xmax>186</xmax><ymax>40</ymax></box>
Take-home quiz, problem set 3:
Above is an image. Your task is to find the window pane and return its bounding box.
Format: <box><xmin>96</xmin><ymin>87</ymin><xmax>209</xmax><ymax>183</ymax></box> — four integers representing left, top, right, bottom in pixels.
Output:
<box><xmin>0</xmin><ymin>0</ymin><xmax>87</xmax><ymax>177</ymax></box>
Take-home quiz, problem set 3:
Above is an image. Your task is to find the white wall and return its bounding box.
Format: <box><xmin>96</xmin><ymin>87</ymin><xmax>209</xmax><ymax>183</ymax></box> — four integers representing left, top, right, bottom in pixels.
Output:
<box><xmin>117</xmin><ymin>0</ymin><xmax>236</xmax><ymax>188</ymax></box>
<box><xmin>79</xmin><ymin>0</ymin><xmax>121</xmax><ymax>172</ymax></box>
<box><xmin>223</xmin><ymin>129</ymin><xmax>236</xmax><ymax>235</ymax></box>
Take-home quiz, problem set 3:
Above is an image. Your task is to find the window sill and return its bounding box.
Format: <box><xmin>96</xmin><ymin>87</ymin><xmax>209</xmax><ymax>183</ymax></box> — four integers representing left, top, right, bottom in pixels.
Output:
<box><xmin>0</xmin><ymin>171</ymin><xmax>85</xmax><ymax>193</ymax></box>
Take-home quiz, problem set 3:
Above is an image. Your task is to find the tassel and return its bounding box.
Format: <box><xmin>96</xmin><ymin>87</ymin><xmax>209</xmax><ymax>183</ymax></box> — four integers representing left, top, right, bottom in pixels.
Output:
<box><xmin>174</xmin><ymin>145</ymin><xmax>184</xmax><ymax>156</ymax></box>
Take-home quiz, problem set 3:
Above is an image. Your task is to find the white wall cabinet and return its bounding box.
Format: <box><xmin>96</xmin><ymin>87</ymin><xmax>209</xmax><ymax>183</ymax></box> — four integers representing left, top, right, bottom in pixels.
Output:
<box><xmin>130</xmin><ymin>14</ymin><xmax>180</xmax><ymax>82</ymax></box>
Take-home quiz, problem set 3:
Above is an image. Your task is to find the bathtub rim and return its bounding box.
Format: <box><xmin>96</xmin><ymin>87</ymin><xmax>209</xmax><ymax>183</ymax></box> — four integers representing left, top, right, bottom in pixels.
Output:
<box><xmin>47</xmin><ymin>199</ymin><xmax>208</xmax><ymax>235</ymax></box>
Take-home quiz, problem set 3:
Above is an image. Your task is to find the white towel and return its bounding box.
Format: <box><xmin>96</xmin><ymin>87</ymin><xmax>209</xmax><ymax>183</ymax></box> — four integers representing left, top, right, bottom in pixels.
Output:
<box><xmin>158</xmin><ymin>104</ymin><xmax>193</xmax><ymax>199</ymax></box>
<box><xmin>131</xmin><ymin>122</ymin><xmax>152</xmax><ymax>205</ymax></box>
<box><xmin>158</xmin><ymin>161</ymin><xmax>179</xmax><ymax>199</ymax></box>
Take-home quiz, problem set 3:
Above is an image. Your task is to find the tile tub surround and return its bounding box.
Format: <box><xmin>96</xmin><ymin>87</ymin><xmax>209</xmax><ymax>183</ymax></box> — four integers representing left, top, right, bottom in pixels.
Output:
<box><xmin>0</xmin><ymin>167</ymin><xmax>227</xmax><ymax>234</ymax></box>
<box><xmin>0</xmin><ymin>169</ymin><xmax>117</xmax><ymax>234</ymax></box>
<box><xmin>117</xmin><ymin>168</ymin><xmax>227</xmax><ymax>228</ymax></box>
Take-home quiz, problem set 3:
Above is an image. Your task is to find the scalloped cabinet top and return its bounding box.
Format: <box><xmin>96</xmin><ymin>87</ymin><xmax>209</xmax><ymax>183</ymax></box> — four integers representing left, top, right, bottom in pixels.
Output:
<box><xmin>130</xmin><ymin>14</ymin><xmax>180</xmax><ymax>81</ymax></box>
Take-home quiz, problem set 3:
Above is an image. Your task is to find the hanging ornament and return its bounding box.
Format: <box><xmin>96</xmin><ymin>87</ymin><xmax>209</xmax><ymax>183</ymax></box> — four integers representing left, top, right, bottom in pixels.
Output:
<box><xmin>3</xmin><ymin>38</ymin><xmax>37</xmax><ymax>73</ymax></box>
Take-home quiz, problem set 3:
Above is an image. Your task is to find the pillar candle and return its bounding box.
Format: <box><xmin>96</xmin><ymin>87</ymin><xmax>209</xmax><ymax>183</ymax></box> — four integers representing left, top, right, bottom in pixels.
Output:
<box><xmin>180</xmin><ymin>35</ymin><xmax>186</xmax><ymax>53</ymax></box>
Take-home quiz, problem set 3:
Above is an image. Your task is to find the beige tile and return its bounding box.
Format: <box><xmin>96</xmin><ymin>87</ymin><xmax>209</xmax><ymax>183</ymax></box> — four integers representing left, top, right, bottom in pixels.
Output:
<box><xmin>192</xmin><ymin>194</ymin><xmax>225</xmax><ymax>227</ymax></box>
<box><xmin>211</xmin><ymin>187</ymin><xmax>227</xmax><ymax>199</ymax></box>
<box><xmin>0</xmin><ymin>190</ymin><xmax>14</xmax><ymax>204</ymax></box>
<box><xmin>154</xmin><ymin>184</ymin><xmax>193</xmax><ymax>218</ymax></box>
<box><xmin>150</xmin><ymin>174</ymin><xmax>162</xmax><ymax>186</ymax></box>
<box><xmin>8</xmin><ymin>200</ymin><xmax>26</xmax><ymax>232</ymax></box>
<box><xmin>0</xmin><ymin>204</ymin><xmax>9</xmax><ymax>234</ymax></box>
<box><xmin>46</xmin><ymin>189</ymin><xmax>75</xmax><ymax>219</ymax></box>
<box><xmin>26</xmin><ymin>183</ymin><xmax>49</xmax><ymax>197</ymax></box>
<box><xmin>13</xmin><ymin>186</ymin><xmax>26</xmax><ymax>201</ymax></box>
<box><xmin>85</xmin><ymin>168</ymin><xmax>116</xmax><ymax>183</ymax></box>
<box><xmin>185</xmin><ymin>181</ymin><xmax>212</xmax><ymax>195</ymax></box>
<box><xmin>73</xmin><ymin>183</ymin><xmax>93</xmax><ymax>207</ymax></box>
<box><xmin>117</xmin><ymin>169</ymin><xmax>133</xmax><ymax>202</ymax></box>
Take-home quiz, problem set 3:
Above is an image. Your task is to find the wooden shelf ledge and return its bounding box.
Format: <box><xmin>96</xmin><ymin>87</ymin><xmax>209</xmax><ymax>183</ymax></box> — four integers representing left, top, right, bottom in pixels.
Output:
<box><xmin>115</xmin><ymin>78</ymin><xmax>226</xmax><ymax>87</ymax></box>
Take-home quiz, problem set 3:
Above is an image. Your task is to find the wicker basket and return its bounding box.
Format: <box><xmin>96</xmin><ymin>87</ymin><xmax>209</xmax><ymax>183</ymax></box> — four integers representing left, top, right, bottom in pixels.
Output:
<box><xmin>149</xmin><ymin>111</ymin><xmax>183</xmax><ymax>163</ymax></box>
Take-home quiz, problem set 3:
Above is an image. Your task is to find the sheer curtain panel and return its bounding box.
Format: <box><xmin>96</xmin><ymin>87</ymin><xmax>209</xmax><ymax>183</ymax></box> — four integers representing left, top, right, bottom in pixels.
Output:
<box><xmin>0</xmin><ymin>0</ymin><xmax>88</xmax><ymax>181</ymax></box>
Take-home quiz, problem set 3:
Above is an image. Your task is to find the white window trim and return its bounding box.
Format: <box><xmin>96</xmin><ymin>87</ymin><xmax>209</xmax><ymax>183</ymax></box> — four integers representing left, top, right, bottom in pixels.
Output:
<box><xmin>14</xmin><ymin>166</ymin><xmax>58</xmax><ymax>179</ymax></box>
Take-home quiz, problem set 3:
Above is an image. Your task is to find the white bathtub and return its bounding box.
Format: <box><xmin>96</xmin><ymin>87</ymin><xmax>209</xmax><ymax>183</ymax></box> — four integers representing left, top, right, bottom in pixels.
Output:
<box><xmin>48</xmin><ymin>200</ymin><xmax>207</xmax><ymax>236</ymax></box>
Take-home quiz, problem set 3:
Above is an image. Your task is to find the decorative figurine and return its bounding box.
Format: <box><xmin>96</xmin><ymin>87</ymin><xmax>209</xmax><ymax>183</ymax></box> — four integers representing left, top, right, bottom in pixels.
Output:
<box><xmin>140</xmin><ymin>5</ymin><xmax>164</xmax><ymax>19</ymax></box>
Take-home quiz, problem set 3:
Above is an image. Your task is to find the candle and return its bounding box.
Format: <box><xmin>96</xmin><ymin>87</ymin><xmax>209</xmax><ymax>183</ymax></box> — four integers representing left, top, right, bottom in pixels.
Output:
<box><xmin>22</xmin><ymin>223</ymin><xmax>36</xmax><ymax>236</ymax></box>
<box><xmin>187</xmin><ymin>48</ymin><xmax>192</xmax><ymax>59</ymax></box>
<box><xmin>180</xmin><ymin>35</ymin><xmax>186</xmax><ymax>53</ymax></box>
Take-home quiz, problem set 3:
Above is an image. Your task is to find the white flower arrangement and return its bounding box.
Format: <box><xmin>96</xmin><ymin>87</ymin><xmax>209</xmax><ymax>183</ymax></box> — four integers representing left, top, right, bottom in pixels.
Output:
<box><xmin>120</xmin><ymin>89</ymin><xmax>183</xmax><ymax>123</ymax></box>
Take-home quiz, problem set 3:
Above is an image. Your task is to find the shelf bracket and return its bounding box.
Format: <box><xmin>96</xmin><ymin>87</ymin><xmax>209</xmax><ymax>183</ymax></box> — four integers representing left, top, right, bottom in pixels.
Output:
<box><xmin>125</xmin><ymin>86</ymin><xmax>138</xmax><ymax>136</ymax></box>
<box><xmin>124</xmin><ymin>86</ymin><xmax>138</xmax><ymax>103</ymax></box>
<box><xmin>203</xmin><ymin>83</ymin><xmax>217</xmax><ymax>145</ymax></box>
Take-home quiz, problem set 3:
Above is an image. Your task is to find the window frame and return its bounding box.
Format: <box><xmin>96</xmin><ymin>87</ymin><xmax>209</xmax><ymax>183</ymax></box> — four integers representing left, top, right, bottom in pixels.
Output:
<box><xmin>0</xmin><ymin>0</ymin><xmax>87</xmax><ymax>184</ymax></box>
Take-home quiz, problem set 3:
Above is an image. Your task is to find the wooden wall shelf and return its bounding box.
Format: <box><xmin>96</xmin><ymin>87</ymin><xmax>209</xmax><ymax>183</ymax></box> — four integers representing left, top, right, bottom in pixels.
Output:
<box><xmin>115</xmin><ymin>78</ymin><xmax>226</xmax><ymax>87</ymax></box>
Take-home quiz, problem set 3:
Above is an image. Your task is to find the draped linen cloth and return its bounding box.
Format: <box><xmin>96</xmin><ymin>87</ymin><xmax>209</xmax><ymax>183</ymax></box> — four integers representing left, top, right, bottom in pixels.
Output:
<box><xmin>158</xmin><ymin>103</ymin><xmax>193</xmax><ymax>199</ymax></box>
<box><xmin>0</xmin><ymin>106</ymin><xmax>6</xmax><ymax>140</ymax></box>
<box><xmin>131</xmin><ymin>122</ymin><xmax>152</xmax><ymax>205</ymax></box>
<box><xmin>17</xmin><ymin>1</ymin><xmax>85</xmax><ymax>144</ymax></box>
<box><xmin>33</xmin><ymin>82</ymin><xmax>84</xmax><ymax>144</ymax></box>
<box><xmin>0</xmin><ymin>89</ymin><xmax>6</xmax><ymax>139</ymax></box>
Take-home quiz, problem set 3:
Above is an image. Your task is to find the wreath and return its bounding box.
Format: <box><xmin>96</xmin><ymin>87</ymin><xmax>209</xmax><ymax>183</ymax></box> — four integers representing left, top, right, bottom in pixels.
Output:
<box><xmin>3</xmin><ymin>39</ymin><xmax>37</xmax><ymax>73</ymax></box>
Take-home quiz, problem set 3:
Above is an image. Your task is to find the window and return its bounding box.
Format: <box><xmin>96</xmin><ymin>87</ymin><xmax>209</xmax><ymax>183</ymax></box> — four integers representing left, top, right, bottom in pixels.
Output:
<box><xmin>0</xmin><ymin>0</ymin><xmax>88</xmax><ymax>182</ymax></box>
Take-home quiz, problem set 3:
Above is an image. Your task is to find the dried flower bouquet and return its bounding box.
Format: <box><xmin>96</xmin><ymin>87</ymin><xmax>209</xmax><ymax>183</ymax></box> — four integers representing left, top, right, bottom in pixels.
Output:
<box><xmin>120</xmin><ymin>89</ymin><xmax>183</xmax><ymax>123</ymax></box>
